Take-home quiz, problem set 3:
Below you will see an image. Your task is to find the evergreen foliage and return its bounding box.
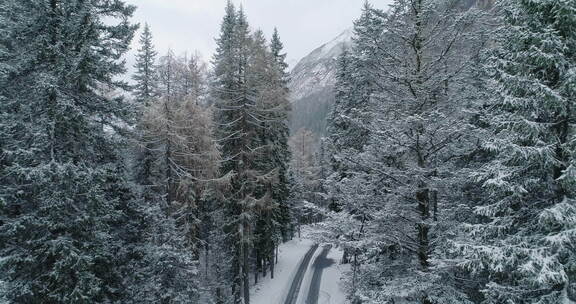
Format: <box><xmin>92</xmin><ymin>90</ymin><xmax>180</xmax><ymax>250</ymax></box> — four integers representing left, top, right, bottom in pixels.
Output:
<box><xmin>458</xmin><ymin>0</ymin><xmax>576</xmax><ymax>302</ymax></box>
<box><xmin>132</xmin><ymin>23</ymin><xmax>158</xmax><ymax>104</ymax></box>
<box><xmin>325</xmin><ymin>0</ymin><xmax>489</xmax><ymax>302</ymax></box>
<box><xmin>211</xmin><ymin>3</ymin><xmax>292</xmax><ymax>303</ymax></box>
<box><xmin>4</xmin><ymin>1</ymin><xmax>575</xmax><ymax>303</ymax></box>
<box><xmin>0</xmin><ymin>0</ymin><xmax>137</xmax><ymax>302</ymax></box>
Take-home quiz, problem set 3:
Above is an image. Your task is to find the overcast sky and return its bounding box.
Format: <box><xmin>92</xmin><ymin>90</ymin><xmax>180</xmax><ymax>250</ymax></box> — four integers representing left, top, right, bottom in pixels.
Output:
<box><xmin>123</xmin><ymin>0</ymin><xmax>393</xmax><ymax>72</ymax></box>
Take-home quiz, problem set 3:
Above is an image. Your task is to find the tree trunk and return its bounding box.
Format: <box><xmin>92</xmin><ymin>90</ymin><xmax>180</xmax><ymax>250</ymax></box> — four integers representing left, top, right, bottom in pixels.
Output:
<box><xmin>298</xmin><ymin>221</ymin><xmax>301</xmax><ymax>238</ymax></box>
<box><xmin>270</xmin><ymin>243</ymin><xmax>275</xmax><ymax>278</ymax></box>
<box><xmin>352</xmin><ymin>249</ymin><xmax>358</xmax><ymax>293</ymax></box>
<box><xmin>342</xmin><ymin>248</ymin><xmax>350</xmax><ymax>264</ymax></box>
<box><xmin>233</xmin><ymin>253</ymin><xmax>241</xmax><ymax>304</ymax></box>
<box><xmin>258</xmin><ymin>249</ymin><xmax>263</xmax><ymax>281</ymax></box>
<box><xmin>216</xmin><ymin>287</ymin><xmax>223</xmax><ymax>304</ymax></box>
<box><xmin>416</xmin><ymin>186</ymin><xmax>430</xmax><ymax>269</ymax></box>
<box><xmin>164</xmin><ymin>100</ymin><xmax>174</xmax><ymax>205</ymax></box>
<box><xmin>263</xmin><ymin>254</ymin><xmax>267</xmax><ymax>277</ymax></box>
<box><xmin>205</xmin><ymin>243</ymin><xmax>209</xmax><ymax>279</ymax></box>
<box><xmin>254</xmin><ymin>250</ymin><xmax>259</xmax><ymax>284</ymax></box>
<box><xmin>243</xmin><ymin>243</ymin><xmax>250</xmax><ymax>304</ymax></box>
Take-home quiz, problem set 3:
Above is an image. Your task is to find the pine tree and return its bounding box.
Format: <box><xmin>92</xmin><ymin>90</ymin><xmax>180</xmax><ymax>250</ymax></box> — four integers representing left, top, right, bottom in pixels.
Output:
<box><xmin>122</xmin><ymin>195</ymin><xmax>199</xmax><ymax>304</ymax></box>
<box><xmin>459</xmin><ymin>0</ymin><xmax>576</xmax><ymax>302</ymax></box>
<box><xmin>211</xmin><ymin>3</ymin><xmax>293</xmax><ymax>302</ymax></box>
<box><xmin>289</xmin><ymin>128</ymin><xmax>319</xmax><ymax>201</ymax></box>
<box><xmin>0</xmin><ymin>0</ymin><xmax>138</xmax><ymax>302</ymax></box>
<box><xmin>363</xmin><ymin>0</ymin><xmax>485</xmax><ymax>301</ymax></box>
<box><xmin>324</xmin><ymin>1</ymin><xmax>487</xmax><ymax>302</ymax></box>
<box><xmin>210</xmin><ymin>4</ymin><xmax>240</xmax><ymax>301</ymax></box>
<box><xmin>323</xmin><ymin>8</ymin><xmax>382</xmax><ymax>277</ymax></box>
<box><xmin>171</xmin><ymin>94</ymin><xmax>221</xmax><ymax>260</ymax></box>
<box><xmin>212</xmin><ymin>3</ymin><xmax>254</xmax><ymax>303</ymax></box>
<box><xmin>324</xmin><ymin>2</ymin><xmax>383</xmax><ymax>214</ymax></box>
<box><xmin>132</xmin><ymin>23</ymin><xmax>158</xmax><ymax>104</ymax></box>
<box><xmin>133</xmin><ymin>24</ymin><xmax>158</xmax><ymax>206</ymax></box>
<box><xmin>325</xmin><ymin>48</ymin><xmax>356</xmax><ymax>213</ymax></box>
<box><xmin>270</xmin><ymin>28</ymin><xmax>290</xmax><ymax>88</ymax></box>
<box><xmin>267</xmin><ymin>28</ymin><xmax>292</xmax><ymax>243</ymax></box>
<box><xmin>157</xmin><ymin>49</ymin><xmax>179</xmax><ymax>102</ymax></box>
<box><xmin>249</xmin><ymin>28</ymin><xmax>293</xmax><ymax>283</ymax></box>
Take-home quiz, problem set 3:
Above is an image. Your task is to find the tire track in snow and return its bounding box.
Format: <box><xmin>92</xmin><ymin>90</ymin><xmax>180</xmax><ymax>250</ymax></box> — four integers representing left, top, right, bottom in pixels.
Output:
<box><xmin>305</xmin><ymin>245</ymin><xmax>333</xmax><ymax>304</ymax></box>
<box><xmin>283</xmin><ymin>243</ymin><xmax>319</xmax><ymax>304</ymax></box>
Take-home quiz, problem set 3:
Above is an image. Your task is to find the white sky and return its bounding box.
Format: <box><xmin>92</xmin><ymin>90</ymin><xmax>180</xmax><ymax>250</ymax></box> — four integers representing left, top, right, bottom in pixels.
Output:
<box><xmin>123</xmin><ymin>0</ymin><xmax>393</xmax><ymax>72</ymax></box>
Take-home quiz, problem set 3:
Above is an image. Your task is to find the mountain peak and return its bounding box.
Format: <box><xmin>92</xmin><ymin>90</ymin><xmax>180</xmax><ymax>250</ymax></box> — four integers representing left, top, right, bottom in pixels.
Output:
<box><xmin>321</xmin><ymin>27</ymin><xmax>354</xmax><ymax>54</ymax></box>
<box><xmin>292</xmin><ymin>29</ymin><xmax>353</xmax><ymax>76</ymax></box>
<box><xmin>290</xmin><ymin>29</ymin><xmax>353</xmax><ymax>101</ymax></box>
<box><xmin>289</xmin><ymin>29</ymin><xmax>353</xmax><ymax>135</ymax></box>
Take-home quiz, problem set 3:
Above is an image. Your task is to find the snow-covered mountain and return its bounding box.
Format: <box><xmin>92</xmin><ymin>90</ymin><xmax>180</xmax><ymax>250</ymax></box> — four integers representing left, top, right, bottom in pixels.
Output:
<box><xmin>289</xmin><ymin>29</ymin><xmax>353</xmax><ymax>136</ymax></box>
<box><xmin>288</xmin><ymin>0</ymin><xmax>495</xmax><ymax>137</ymax></box>
<box><xmin>290</xmin><ymin>29</ymin><xmax>353</xmax><ymax>101</ymax></box>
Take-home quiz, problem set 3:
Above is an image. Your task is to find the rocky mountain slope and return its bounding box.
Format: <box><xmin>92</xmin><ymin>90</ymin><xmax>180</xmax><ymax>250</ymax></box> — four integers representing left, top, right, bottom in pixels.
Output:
<box><xmin>287</xmin><ymin>0</ymin><xmax>494</xmax><ymax>138</ymax></box>
<box><xmin>289</xmin><ymin>29</ymin><xmax>352</xmax><ymax>136</ymax></box>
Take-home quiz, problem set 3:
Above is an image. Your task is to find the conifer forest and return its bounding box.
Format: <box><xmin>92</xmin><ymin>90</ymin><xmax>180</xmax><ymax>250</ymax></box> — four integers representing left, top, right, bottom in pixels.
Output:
<box><xmin>0</xmin><ymin>0</ymin><xmax>575</xmax><ymax>303</ymax></box>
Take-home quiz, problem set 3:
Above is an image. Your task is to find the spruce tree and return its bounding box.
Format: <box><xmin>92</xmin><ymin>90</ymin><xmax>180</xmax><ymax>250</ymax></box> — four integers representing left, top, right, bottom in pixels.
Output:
<box><xmin>212</xmin><ymin>3</ymin><xmax>293</xmax><ymax>302</ymax></box>
<box><xmin>133</xmin><ymin>24</ymin><xmax>158</xmax><ymax>206</ymax></box>
<box><xmin>250</xmin><ymin>28</ymin><xmax>292</xmax><ymax>282</ymax></box>
<box><xmin>0</xmin><ymin>0</ymin><xmax>137</xmax><ymax>302</ymax></box>
<box><xmin>460</xmin><ymin>0</ymin><xmax>576</xmax><ymax>302</ymax></box>
<box><xmin>364</xmin><ymin>0</ymin><xmax>484</xmax><ymax>300</ymax></box>
<box><xmin>324</xmin><ymin>3</ymin><xmax>382</xmax><ymax>215</ymax></box>
<box><xmin>324</xmin><ymin>1</ymin><xmax>487</xmax><ymax>302</ymax></box>
<box><xmin>212</xmin><ymin>3</ymin><xmax>253</xmax><ymax>303</ymax></box>
<box><xmin>267</xmin><ymin>28</ymin><xmax>292</xmax><ymax>243</ymax></box>
<box><xmin>270</xmin><ymin>28</ymin><xmax>290</xmax><ymax>88</ymax></box>
<box><xmin>132</xmin><ymin>23</ymin><xmax>158</xmax><ymax>104</ymax></box>
<box><xmin>289</xmin><ymin>128</ymin><xmax>320</xmax><ymax>202</ymax></box>
<box><xmin>325</xmin><ymin>48</ymin><xmax>355</xmax><ymax>213</ymax></box>
<box><xmin>210</xmin><ymin>3</ymin><xmax>239</xmax><ymax>300</ymax></box>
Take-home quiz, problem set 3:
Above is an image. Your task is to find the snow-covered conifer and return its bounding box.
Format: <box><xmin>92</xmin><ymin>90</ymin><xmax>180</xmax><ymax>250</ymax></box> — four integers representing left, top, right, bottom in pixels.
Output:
<box><xmin>459</xmin><ymin>1</ymin><xmax>576</xmax><ymax>302</ymax></box>
<box><xmin>132</xmin><ymin>23</ymin><xmax>158</xmax><ymax>104</ymax></box>
<box><xmin>0</xmin><ymin>0</ymin><xmax>138</xmax><ymax>301</ymax></box>
<box><xmin>324</xmin><ymin>1</ymin><xmax>488</xmax><ymax>302</ymax></box>
<box><xmin>270</xmin><ymin>28</ymin><xmax>290</xmax><ymax>88</ymax></box>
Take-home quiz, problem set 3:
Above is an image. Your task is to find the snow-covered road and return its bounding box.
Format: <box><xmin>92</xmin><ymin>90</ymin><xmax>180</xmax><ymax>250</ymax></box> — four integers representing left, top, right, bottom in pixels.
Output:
<box><xmin>251</xmin><ymin>238</ymin><xmax>348</xmax><ymax>304</ymax></box>
<box><xmin>284</xmin><ymin>244</ymin><xmax>319</xmax><ymax>304</ymax></box>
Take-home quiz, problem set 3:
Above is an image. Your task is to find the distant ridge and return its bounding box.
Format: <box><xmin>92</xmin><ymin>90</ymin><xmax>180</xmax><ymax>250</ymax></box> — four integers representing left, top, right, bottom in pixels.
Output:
<box><xmin>289</xmin><ymin>29</ymin><xmax>353</xmax><ymax>135</ymax></box>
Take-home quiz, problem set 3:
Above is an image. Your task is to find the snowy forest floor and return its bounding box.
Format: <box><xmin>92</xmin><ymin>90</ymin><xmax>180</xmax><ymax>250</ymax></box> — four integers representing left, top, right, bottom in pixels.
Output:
<box><xmin>250</xmin><ymin>226</ymin><xmax>349</xmax><ymax>304</ymax></box>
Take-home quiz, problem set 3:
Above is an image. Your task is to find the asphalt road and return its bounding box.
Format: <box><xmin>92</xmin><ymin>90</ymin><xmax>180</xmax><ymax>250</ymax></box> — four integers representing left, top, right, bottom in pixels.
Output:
<box><xmin>283</xmin><ymin>244</ymin><xmax>319</xmax><ymax>304</ymax></box>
